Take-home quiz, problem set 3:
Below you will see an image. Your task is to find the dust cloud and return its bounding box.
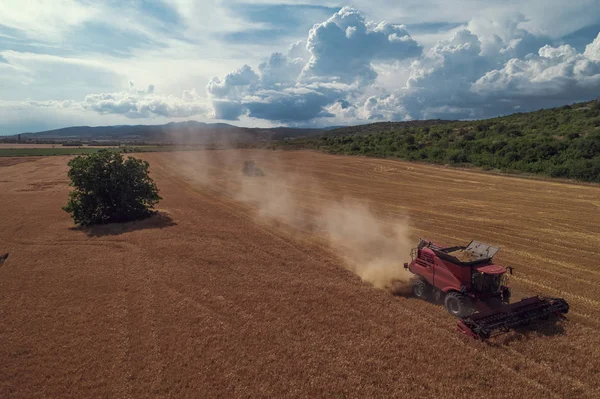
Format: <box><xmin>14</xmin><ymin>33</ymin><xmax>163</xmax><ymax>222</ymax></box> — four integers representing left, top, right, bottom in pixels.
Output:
<box><xmin>318</xmin><ymin>199</ymin><xmax>414</xmax><ymax>290</ymax></box>
<box><xmin>169</xmin><ymin>148</ymin><xmax>414</xmax><ymax>291</ymax></box>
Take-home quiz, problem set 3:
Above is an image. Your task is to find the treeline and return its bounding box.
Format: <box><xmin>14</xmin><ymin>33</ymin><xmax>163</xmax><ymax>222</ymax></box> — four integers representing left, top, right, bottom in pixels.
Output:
<box><xmin>280</xmin><ymin>100</ymin><xmax>600</xmax><ymax>182</ymax></box>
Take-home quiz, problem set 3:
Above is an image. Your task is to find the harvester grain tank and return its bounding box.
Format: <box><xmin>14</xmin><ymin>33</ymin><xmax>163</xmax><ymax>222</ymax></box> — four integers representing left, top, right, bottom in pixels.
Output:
<box><xmin>404</xmin><ymin>239</ymin><xmax>569</xmax><ymax>339</ymax></box>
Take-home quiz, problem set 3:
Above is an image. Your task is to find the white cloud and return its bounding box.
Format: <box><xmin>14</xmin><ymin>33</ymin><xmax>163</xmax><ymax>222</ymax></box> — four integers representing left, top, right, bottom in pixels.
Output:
<box><xmin>82</xmin><ymin>82</ymin><xmax>210</xmax><ymax>118</ymax></box>
<box><xmin>473</xmin><ymin>34</ymin><xmax>600</xmax><ymax>100</ymax></box>
<box><xmin>407</xmin><ymin>29</ymin><xmax>485</xmax><ymax>91</ymax></box>
<box><xmin>206</xmin><ymin>65</ymin><xmax>260</xmax><ymax>98</ymax></box>
<box><xmin>316</xmin><ymin>19</ymin><xmax>600</xmax><ymax>123</ymax></box>
<box><xmin>0</xmin><ymin>100</ymin><xmax>145</xmax><ymax>134</ymax></box>
<box><xmin>0</xmin><ymin>82</ymin><xmax>210</xmax><ymax>128</ymax></box>
<box><xmin>259</xmin><ymin>52</ymin><xmax>306</xmax><ymax>89</ymax></box>
<box><xmin>466</xmin><ymin>13</ymin><xmax>550</xmax><ymax>59</ymax></box>
<box><xmin>207</xmin><ymin>7</ymin><xmax>421</xmax><ymax>123</ymax></box>
<box><xmin>584</xmin><ymin>33</ymin><xmax>600</xmax><ymax>62</ymax></box>
<box><xmin>300</xmin><ymin>7</ymin><xmax>422</xmax><ymax>85</ymax></box>
<box><xmin>0</xmin><ymin>0</ymin><xmax>97</xmax><ymax>41</ymax></box>
<box><xmin>1</xmin><ymin>2</ymin><xmax>600</xmax><ymax>133</ymax></box>
<box><xmin>288</xmin><ymin>41</ymin><xmax>311</xmax><ymax>61</ymax></box>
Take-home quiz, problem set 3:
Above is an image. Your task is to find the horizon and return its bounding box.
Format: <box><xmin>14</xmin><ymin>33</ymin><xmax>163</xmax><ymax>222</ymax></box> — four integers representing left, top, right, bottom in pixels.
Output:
<box><xmin>3</xmin><ymin>119</ymin><xmax>334</xmax><ymax>136</ymax></box>
<box><xmin>5</xmin><ymin>97</ymin><xmax>597</xmax><ymax>137</ymax></box>
<box><xmin>1</xmin><ymin>1</ymin><xmax>599</xmax><ymax>135</ymax></box>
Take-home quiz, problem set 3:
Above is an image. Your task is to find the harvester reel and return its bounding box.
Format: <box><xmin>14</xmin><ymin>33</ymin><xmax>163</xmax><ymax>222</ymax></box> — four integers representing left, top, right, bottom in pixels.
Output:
<box><xmin>457</xmin><ymin>297</ymin><xmax>569</xmax><ymax>339</ymax></box>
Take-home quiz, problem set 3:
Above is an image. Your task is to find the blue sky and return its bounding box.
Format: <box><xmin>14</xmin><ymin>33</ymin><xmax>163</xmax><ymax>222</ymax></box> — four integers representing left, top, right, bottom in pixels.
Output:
<box><xmin>1</xmin><ymin>0</ymin><xmax>599</xmax><ymax>134</ymax></box>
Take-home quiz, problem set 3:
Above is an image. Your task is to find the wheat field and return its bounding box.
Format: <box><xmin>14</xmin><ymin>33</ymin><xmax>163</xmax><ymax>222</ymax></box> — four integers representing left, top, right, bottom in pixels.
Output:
<box><xmin>1</xmin><ymin>150</ymin><xmax>599</xmax><ymax>398</ymax></box>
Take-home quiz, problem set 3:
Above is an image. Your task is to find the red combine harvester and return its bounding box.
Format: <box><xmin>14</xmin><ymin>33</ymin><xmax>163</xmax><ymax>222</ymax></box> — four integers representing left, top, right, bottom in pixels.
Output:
<box><xmin>404</xmin><ymin>239</ymin><xmax>569</xmax><ymax>339</ymax></box>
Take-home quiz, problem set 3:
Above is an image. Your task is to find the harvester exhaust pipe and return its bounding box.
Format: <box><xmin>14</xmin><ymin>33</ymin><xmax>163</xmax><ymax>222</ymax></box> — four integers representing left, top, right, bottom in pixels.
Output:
<box><xmin>457</xmin><ymin>296</ymin><xmax>569</xmax><ymax>339</ymax></box>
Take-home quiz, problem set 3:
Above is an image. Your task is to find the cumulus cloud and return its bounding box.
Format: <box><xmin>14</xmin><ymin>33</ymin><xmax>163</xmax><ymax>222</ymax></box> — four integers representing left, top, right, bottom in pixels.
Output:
<box><xmin>6</xmin><ymin>5</ymin><xmax>600</xmax><ymax>130</ymax></box>
<box><xmin>329</xmin><ymin>21</ymin><xmax>600</xmax><ymax>122</ymax></box>
<box><xmin>300</xmin><ymin>6</ymin><xmax>422</xmax><ymax>85</ymax></box>
<box><xmin>207</xmin><ymin>7</ymin><xmax>422</xmax><ymax>123</ymax></box>
<box><xmin>467</xmin><ymin>13</ymin><xmax>551</xmax><ymax>59</ymax></box>
<box><xmin>244</xmin><ymin>85</ymin><xmax>346</xmax><ymax>122</ymax></box>
<box><xmin>206</xmin><ymin>65</ymin><xmax>260</xmax><ymax>99</ymax></box>
<box><xmin>13</xmin><ymin>82</ymin><xmax>210</xmax><ymax>121</ymax></box>
<box><xmin>259</xmin><ymin>52</ymin><xmax>306</xmax><ymax>89</ymax></box>
<box><xmin>82</xmin><ymin>82</ymin><xmax>209</xmax><ymax>118</ymax></box>
<box><xmin>473</xmin><ymin>34</ymin><xmax>600</xmax><ymax>102</ymax></box>
<box><xmin>407</xmin><ymin>29</ymin><xmax>486</xmax><ymax>91</ymax></box>
<box><xmin>208</xmin><ymin>6</ymin><xmax>596</xmax><ymax>125</ymax></box>
<box><xmin>288</xmin><ymin>40</ymin><xmax>311</xmax><ymax>61</ymax></box>
<box><xmin>584</xmin><ymin>32</ymin><xmax>600</xmax><ymax>62</ymax></box>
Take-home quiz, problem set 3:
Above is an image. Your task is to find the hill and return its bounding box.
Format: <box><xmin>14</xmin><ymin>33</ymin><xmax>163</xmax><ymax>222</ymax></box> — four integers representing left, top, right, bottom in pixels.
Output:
<box><xmin>280</xmin><ymin>99</ymin><xmax>600</xmax><ymax>182</ymax></box>
<box><xmin>1</xmin><ymin>121</ymin><xmax>324</xmax><ymax>145</ymax></box>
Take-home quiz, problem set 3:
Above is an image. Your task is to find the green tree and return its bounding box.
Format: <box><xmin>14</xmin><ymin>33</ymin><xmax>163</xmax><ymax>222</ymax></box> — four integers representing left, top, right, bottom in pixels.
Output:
<box><xmin>63</xmin><ymin>150</ymin><xmax>162</xmax><ymax>226</ymax></box>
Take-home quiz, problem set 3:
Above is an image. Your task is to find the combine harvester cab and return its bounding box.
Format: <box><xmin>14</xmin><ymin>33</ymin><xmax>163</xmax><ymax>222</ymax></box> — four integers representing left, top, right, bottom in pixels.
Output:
<box><xmin>404</xmin><ymin>239</ymin><xmax>569</xmax><ymax>339</ymax></box>
<box><xmin>242</xmin><ymin>160</ymin><xmax>265</xmax><ymax>177</ymax></box>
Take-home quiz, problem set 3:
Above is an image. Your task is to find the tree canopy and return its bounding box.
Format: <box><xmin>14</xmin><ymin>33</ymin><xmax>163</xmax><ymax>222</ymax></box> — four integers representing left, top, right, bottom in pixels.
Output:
<box><xmin>63</xmin><ymin>150</ymin><xmax>162</xmax><ymax>226</ymax></box>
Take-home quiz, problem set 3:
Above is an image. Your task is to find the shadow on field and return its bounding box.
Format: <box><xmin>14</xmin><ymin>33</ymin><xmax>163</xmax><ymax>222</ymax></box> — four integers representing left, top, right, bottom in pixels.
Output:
<box><xmin>388</xmin><ymin>280</ymin><xmax>414</xmax><ymax>296</ymax></box>
<box><xmin>71</xmin><ymin>212</ymin><xmax>177</xmax><ymax>237</ymax></box>
<box><xmin>489</xmin><ymin>319</ymin><xmax>567</xmax><ymax>346</ymax></box>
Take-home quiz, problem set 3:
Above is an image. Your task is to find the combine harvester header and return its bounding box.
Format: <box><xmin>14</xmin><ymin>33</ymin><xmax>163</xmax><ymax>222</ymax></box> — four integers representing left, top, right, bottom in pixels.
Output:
<box><xmin>404</xmin><ymin>239</ymin><xmax>569</xmax><ymax>339</ymax></box>
<box><xmin>457</xmin><ymin>296</ymin><xmax>569</xmax><ymax>339</ymax></box>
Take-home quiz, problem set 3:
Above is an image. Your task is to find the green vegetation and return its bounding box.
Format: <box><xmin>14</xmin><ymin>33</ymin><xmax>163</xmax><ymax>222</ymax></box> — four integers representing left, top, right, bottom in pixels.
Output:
<box><xmin>0</xmin><ymin>146</ymin><xmax>196</xmax><ymax>157</ymax></box>
<box><xmin>63</xmin><ymin>150</ymin><xmax>162</xmax><ymax>226</ymax></box>
<box><xmin>0</xmin><ymin>147</ymin><xmax>122</xmax><ymax>157</ymax></box>
<box><xmin>279</xmin><ymin>100</ymin><xmax>600</xmax><ymax>182</ymax></box>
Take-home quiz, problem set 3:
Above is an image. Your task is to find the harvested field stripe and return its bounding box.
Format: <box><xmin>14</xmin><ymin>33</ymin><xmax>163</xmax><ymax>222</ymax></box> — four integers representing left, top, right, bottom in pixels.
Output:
<box><xmin>2</xmin><ymin>151</ymin><xmax>600</xmax><ymax>398</ymax></box>
<box><xmin>515</xmin><ymin>276</ymin><xmax>600</xmax><ymax>308</ymax></box>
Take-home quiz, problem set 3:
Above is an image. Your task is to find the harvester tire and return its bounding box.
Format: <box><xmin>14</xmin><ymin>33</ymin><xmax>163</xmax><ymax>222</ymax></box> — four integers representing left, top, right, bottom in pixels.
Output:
<box><xmin>444</xmin><ymin>292</ymin><xmax>474</xmax><ymax>318</ymax></box>
<box><xmin>433</xmin><ymin>289</ymin><xmax>443</xmax><ymax>303</ymax></box>
<box><xmin>412</xmin><ymin>279</ymin><xmax>430</xmax><ymax>299</ymax></box>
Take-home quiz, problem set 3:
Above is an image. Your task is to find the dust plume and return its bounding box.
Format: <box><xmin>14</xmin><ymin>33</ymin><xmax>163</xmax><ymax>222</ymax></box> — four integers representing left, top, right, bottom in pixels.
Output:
<box><xmin>169</xmin><ymin>148</ymin><xmax>414</xmax><ymax>291</ymax></box>
<box><xmin>236</xmin><ymin>166</ymin><xmax>306</xmax><ymax>228</ymax></box>
<box><xmin>317</xmin><ymin>199</ymin><xmax>414</xmax><ymax>291</ymax></box>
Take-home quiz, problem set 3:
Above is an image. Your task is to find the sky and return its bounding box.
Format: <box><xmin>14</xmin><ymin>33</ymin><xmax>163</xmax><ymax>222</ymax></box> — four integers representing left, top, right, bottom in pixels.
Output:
<box><xmin>1</xmin><ymin>0</ymin><xmax>599</xmax><ymax>134</ymax></box>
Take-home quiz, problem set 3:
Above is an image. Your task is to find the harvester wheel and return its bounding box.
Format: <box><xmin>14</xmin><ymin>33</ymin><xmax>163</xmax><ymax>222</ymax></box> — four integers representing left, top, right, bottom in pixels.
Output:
<box><xmin>433</xmin><ymin>289</ymin><xmax>443</xmax><ymax>302</ymax></box>
<box><xmin>444</xmin><ymin>292</ymin><xmax>474</xmax><ymax>318</ymax></box>
<box><xmin>412</xmin><ymin>279</ymin><xmax>430</xmax><ymax>299</ymax></box>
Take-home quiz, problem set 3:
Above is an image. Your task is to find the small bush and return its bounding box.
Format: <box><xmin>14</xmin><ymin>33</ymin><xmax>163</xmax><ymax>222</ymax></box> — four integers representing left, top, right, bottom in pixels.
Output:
<box><xmin>63</xmin><ymin>150</ymin><xmax>162</xmax><ymax>226</ymax></box>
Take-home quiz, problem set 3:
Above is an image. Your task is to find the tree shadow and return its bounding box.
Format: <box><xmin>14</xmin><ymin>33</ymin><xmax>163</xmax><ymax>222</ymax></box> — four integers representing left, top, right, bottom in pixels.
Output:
<box><xmin>70</xmin><ymin>212</ymin><xmax>177</xmax><ymax>237</ymax></box>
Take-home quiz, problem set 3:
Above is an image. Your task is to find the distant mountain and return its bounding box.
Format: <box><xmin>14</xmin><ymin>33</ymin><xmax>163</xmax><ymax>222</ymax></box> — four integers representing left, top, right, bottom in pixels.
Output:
<box><xmin>6</xmin><ymin>121</ymin><xmax>325</xmax><ymax>144</ymax></box>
